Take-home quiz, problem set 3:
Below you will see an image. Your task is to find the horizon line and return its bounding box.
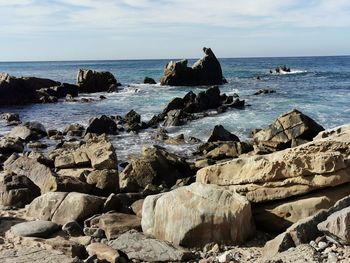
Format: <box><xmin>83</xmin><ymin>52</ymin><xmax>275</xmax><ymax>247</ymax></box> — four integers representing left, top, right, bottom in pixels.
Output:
<box><xmin>0</xmin><ymin>54</ymin><xmax>349</xmax><ymax>63</ymax></box>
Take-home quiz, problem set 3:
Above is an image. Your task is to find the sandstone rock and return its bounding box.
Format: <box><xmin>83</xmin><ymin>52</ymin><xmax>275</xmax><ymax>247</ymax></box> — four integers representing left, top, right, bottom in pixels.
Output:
<box><xmin>142</xmin><ymin>182</ymin><xmax>254</xmax><ymax>247</ymax></box>
<box><xmin>54</xmin><ymin>150</ymin><xmax>90</xmax><ymax>169</ymax></box>
<box><xmin>63</xmin><ymin>123</ymin><xmax>85</xmax><ymax>136</ymax></box>
<box><xmin>318</xmin><ymin>206</ymin><xmax>350</xmax><ymax>244</ymax></box>
<box><xmin>0</xmin><ymin>174</ymin><xmax>40</xmax><ymax>208</ymax></box>
<box><xmin>4</xmin><ymin>156</ymin><xmax>56</xmax><ymax>193</ymax></box>
<box><xmin>7</xmin><ymin>125</ymin><xmax>37</xmax><ymax>141</ymax></box>
<box><xmin>27</xmin><ymin>192</ymin><xmax>104</xmax><ymax>225</ymax></box>
<box><xmin>86</xmin><ymin>243</ymin><xmax>128</xmax><ymax>263</ymax></box>
<box><xmin>143</xmin><ymin>77</ymin><xmax>156</xmax><ymax>84</ymax></box>
<box><xmin>44</xmin><ymin>175</ymin><xmax>92</xmax><ymax>194</ymax></box>
<box><xmin>11</xmin><ymin>220</ymin><xmax>59</xmax><ymax>238</ymax></box>
<box><xmin>86</xmin><ymin>169</ymin><xmax>119</xmax><ymax>196</ymax></box>
<box><xmin>160</xmin><ymin>47</ymin><xmax>225</xmax><ymax>86</ymax></box>
<box><xmin>119</xmin><ymin>146</ymin><xmax>191</xmax><ymax>192</ymax></box>
<box><xmin>109</xmin><ymin>229</ymin><xmax>194</xmax><ymax>262</ymax></box>
<box><xmin>205</xmin><ymin>141</ymin><xmax>253</xmax><ymax>160</ymax></box>
<box><xmin>85</xmin><ymin>115</ymin><xmax>117</xmax><ymax>135</ymax></box>
<box><xmin>262</xmin><ymin>195</ymin><xmax>350</xmax><ymax>260</ymax></box>
<box><xmin>253</xmin><ymin>109</ymin><xmax>324</xmax><ymax>151</ymax></box>
<box><xmin>77</xmin><ymin>69</ymin><xmax>117</xmax><ymax>93</ymax></box>
<box><xmin>99</xmin><ymin>212</ymin><xmax>141</xmax><ymax>240</ymax></box>
<box><xmin>197</xmin><ymin>138</ymin><xmax>350</xmax><ymax>203</ymax></box>
<box><xmin>265</xmin><ymin>244</ymin><xmax>321</xmax><ymax>263</ymax></box>
<box><xmin>207</xmin><ymin>125</ymin><xmax>240</xmax><ymax>142</ymax></box>
<box><xmin>84</xmin><ymin>136</ymin><xmax>118</xmax><ymax>169</ymax></box>
<box><xmin>131</xmin><ymin>199</ymin><xmax>144</xmax><ymax>218</ymax></box>
<box><xmin>253</xmin><ymin>183</ymin><xmax>350</xmax><ymax>233</ymax></box>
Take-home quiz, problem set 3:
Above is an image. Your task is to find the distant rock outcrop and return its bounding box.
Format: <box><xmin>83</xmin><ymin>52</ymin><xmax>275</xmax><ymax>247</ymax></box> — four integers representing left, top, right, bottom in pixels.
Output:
<box><xmin>77</xmin><ymin>69</ymin><xmax>117</xmax><ymax>93</ymax></box>
<box><xmin>160</xmin><ymin>47</ymin><xmax>226</xmax><ymax>86</ymax></box>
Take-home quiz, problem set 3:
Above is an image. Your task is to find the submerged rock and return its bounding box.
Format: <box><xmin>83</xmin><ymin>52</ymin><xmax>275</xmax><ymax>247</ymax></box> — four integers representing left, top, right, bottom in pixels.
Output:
<box><xmin>143</xmin><ymin>77</ymin><xmax>156</xmax><ymax>84</ymax></box>
<box><xmin>77</xmin><ymin>69</ymin><xmax>117</xmax><ymax>93</ymax></box>
<box><xmin>160</xmin><ymin>47</ymin><xmax>226</xmax><ymax>86</ymax></box>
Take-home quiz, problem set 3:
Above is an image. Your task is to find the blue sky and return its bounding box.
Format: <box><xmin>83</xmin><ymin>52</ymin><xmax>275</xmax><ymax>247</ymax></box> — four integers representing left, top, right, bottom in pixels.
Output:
<box><xmin>0</xmin><ymin>0</ymin><xmax>350</xmax><ymax>61</ymax></box>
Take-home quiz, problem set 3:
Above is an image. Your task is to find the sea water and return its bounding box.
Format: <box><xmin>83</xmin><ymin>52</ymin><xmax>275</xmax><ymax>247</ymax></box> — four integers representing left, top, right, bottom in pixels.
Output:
<box><xmin>0</xmin><ymin>56</ymin><xmax>349</xmax><ymax>161</ymax></box>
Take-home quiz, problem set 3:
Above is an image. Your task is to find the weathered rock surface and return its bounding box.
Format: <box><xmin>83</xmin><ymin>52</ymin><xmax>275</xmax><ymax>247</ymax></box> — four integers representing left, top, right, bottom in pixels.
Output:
<box><xmin>0</xmin><ymin>137</ymin><xmax>24</xmax><ymax>154</ymax></box>
<box><xmin>109</xmin><ymin>229</ymin><xmax>194</xmax><ymax>262</ymax></box>
<box><xmin>253</xmin><ymin>109</ymin><xmax>324</xmax><ymax>151</ymax></box>
<box><xmin>53</xmin><ymin>134</ymin><xmax>118</xmax><ymax>170</ymax></box>
<box><xmin>197</xmin><ymin>137</ymin><xmax>350</xmax><ymax>203</ymax></box>
<box><xmin>7</xmin><ymin>122</ymin><xmax>47</xmax><ymax>141</ymax></box>
<box><xmin>4</xmin><ymin>156</ymin><xmax>56</xmax><ymax>193</ymax></box>
<box><xmin>262</xmin><ymin>195</ymin><xmax>350</xmax><ymax>260</ymax></box>
<box><xmin>318</xmin><ymin>206</ymin><xmax>350</xmax><ymax>244</ymax></box>
<box><xmin>202</xmin><ymin>141</ymin><xmax>253</xmax><ymax>160</ymax></box>
<box><xmin>99</xmin><ymin>212</ymin><xmax>141</xmax><ymax>240</ymax></box>
<box><xmin>77</xmin><ymin>69</ymin><xmax>117</xmax><ymax>93</ymax></box>
<box><xmin>86</xmin><ymin>169</ymin><xmax>119</xmax><ymax>196</ymax></box>
<box><xmin>160</xmin><ymin>47</ymin><xmax>225</xmax><ymax>86</ymax></box>
<box><xmin>142</xmin><ymin>182</ymin><xmax>254</xmax><ymax>247</ymax></box>
<box><xmin>27</xmin><ymin>192</ymin><xmax>104</xmax><ymax>225</ymax></box>
<box><xmin>119</xmin><ymin>146</ymin><xmax>192</xmax><ymax>192</ymax></box>
<box><xmin>11</xmin><ymin>220</ymin><xmax>59</xmax><ymax>238</ymax></box>
<box><xmin>254</xmin><ymin>183</ymin><xmax>350</xmax><ymax>233</ymax></box>
<box><xmin>0</xmin><ymin>247</ymin><xmax>79</xmax><ymax>263</ymax></box>
<box><xmin>0</xmin><ymin>174</ymin><xmax>40</xmax><ymax>208</ymax></box>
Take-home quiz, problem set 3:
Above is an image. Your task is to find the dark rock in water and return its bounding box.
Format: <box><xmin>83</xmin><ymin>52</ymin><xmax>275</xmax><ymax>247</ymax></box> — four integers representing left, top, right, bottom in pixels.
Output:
<box><xmin>253</xmin><ymin>109</ymin><xmax>324</xmax><ymax>152</ymax></box>
<box><xmin>160</xmin><ymin>47</ymin><xmax>226</xmax><ymax>86</ymax></box>
<box><xmin>163</xmin><ymin>109</ymin><xmax>185</xmax><ymax>127</ymax></box>
<box><xmin>124</xmin><ymin>110</ymin><xmax>141</xmax><ymax>125</ymax></box>
<box><xmin>254</xmin><ymin>89</ymin><xmax>276</xmax><ymax>95</ymax></box>
<box><xmin>143</xmin><ymin>77</ymin><xmax>156</xmax><ymax>84</ymax></box>
<box><xmin>77</xmin><ymin>69</ymin><xmax>117</xmax><ymax>93</ymax></box>
<box><xmin>0</xmin><ymin>174</ymin><xmax>40</xmax><ymax>208</ymax></box>
<box><xmin>0</xmin><ymin>73</ymin><xmax>60</xmax><ymax>105</ymax></box>
<box><xmin>163</xmin><ymin>97</ymin><xmax>184</xmax><ymax>114</ymax></box>
<box><xmin>1</xmin><ymin>113</ymin><xmax>20</xmax><ymax>122</ymax></box>
<box><xmin>11</xmin><ymin>220</ymin><xmax>59</xmax><ymax>238</ymax></box>
<box><xmin>85</xmin><ymin>115</ymin><xmax>117</xmax><ymax>135</ymax></box>
<box><xmin>99</xmin><ymin>95</ymin><xmax>106</xmax><ymax>100</ymax></box>
<box><xmin>272</xmin><ymin>65</ymin><xmax>291</xmax><ymax>74</ymax></box>
<box><xmin>207</xmin><ymin>125</ymin><xmax>240</xmax><ymax>142</ymax></box>
<box><xmin>53</xmin><ymin>83</ymin><xmax>79</xmax><ymax>98</ymax></box>
<box><xmin>107</xmin><ymin>83</ymin><xmax>122</xmax><ymax>93</ymax></box>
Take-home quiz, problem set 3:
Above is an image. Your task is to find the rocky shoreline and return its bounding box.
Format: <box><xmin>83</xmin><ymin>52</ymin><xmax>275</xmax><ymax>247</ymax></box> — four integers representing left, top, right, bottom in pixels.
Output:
<box><xmin>1</xmin><ymin>49</ymin><xmax>350</xmax><ymax>262</ymax></box>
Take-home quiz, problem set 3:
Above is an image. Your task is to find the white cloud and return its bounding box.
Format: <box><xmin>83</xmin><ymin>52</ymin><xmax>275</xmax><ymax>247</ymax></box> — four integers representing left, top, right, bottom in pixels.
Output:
<box><xmin>0</xmin><ymin>0</ymin><xmax>349</xmax><ymax>35</ymax></box>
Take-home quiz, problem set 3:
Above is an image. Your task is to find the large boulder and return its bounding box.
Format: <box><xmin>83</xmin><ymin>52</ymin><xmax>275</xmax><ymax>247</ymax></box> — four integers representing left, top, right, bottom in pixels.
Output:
<box><xmin>160</xmin><ymin>47</ymin><xmax>225</xmax><ymax>86</ymax></box>
<box><xmin>4</xmin><ymin>156</ymin><xmax>56</xmax><ymax>193</ymax></box>
<box><xmin>253</xmin><ymin>109</ymin><xmax>324</xmax><ymax>151</ymax></box>
<box><xmin>86</xmin><ymin>169</ymin><xmax>119</xmax><ymax>196</ymax></box>
<box><xmin>26</xmin><ymin>192</ymin><xmax>105</xmax><ymax>225</ymax></box>
<box><xmin>11</xmin><ymin>220</ymin><xmax>59</xmax><ymax>238</ymax></box>
<box><xmin>109</xmin><ymin>230</ymin><xmax>194</xmax><ymax>262</ymax></box>
<box><xmin>142</xmin><ymin>182</ymin><xmax>254</xmax><ymax>247</ymax></box>
<box><xmin>0</xmin><ymin>73</ymin><xmax>60</xmax><ymax>105</ymax></box>
<box><xmin>119</xmin><ymin>146</ymin><xmax>192</xmax><ymax>192</ymax></box>
<box><xmin>7</xmin><ymin>122</ymin><xmax>47</xmax><ymax>141</ymax></box>
<box><xmin>197</xmin><ymin>135</ymin><xmax>350</xmax><ymax>203</ymax></box>
<box><xmin>0</xmin><ymin>174</ymin><xmax>40</xmax><ymax>208</ymax></box>
<box><xmin>77</xmin><ymin>69</ymin><xmax>117</xmax><ymax>93</ymax></box>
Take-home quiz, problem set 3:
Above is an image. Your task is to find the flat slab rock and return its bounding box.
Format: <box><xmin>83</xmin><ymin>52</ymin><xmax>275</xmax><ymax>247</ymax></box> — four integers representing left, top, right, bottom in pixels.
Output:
<box><xmin>108</xmin><ymin>229</ymin><xmax>194</xmax><ymax>262</ymax></box>
<box><xmin>0</xmin><ymin>247</ymin><xmax>79</xmax><ymax>263</ymax></box>
<box><xmin>11</xmin><ymin>220</ymin><xmax>59</xmax><ymax>238</ymax></box>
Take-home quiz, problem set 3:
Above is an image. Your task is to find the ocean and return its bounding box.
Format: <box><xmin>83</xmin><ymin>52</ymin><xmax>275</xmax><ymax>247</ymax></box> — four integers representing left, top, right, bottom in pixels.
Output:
<box><xmin>0</xmin><ymin>56</ymin><xmax>349</xmax><ymax>161</ymax></box>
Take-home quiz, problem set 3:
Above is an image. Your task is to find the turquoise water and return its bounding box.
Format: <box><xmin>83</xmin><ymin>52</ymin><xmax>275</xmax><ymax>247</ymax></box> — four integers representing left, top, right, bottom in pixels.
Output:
<box><xmin>1</xmin><ymin>56</ymin><xmax>349</xmax><ymax>160</ymax></box>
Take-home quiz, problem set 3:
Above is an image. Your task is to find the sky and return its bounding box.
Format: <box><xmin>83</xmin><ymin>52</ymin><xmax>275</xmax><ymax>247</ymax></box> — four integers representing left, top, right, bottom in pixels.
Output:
<box><xmin>0</xmin><ymin>0</ymin><xmax>350</xmax><ymax>61</ymax></box>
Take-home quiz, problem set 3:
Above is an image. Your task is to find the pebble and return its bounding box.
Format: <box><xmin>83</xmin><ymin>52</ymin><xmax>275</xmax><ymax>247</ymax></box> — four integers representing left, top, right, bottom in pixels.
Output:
<box><xmin>318</xmin><ymin>241</ymin><xmax>328</xmax><ymax>250</ymax></box>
